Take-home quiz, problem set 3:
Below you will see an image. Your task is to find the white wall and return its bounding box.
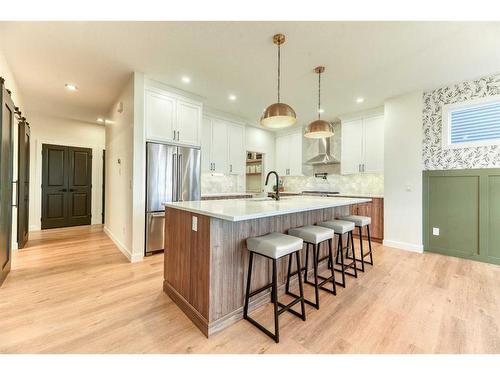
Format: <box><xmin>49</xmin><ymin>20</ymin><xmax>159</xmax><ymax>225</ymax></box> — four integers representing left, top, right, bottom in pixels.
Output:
<box><xmin>29</xmin><ymin>112</ymin><xmax>105</xmax><ymax>231</ymax></box>
<box><xmin>245</xmin><ymin>125</ymin><xmax>276</xmax><ymax>192</ymax></box>
<box><xmin>1</xmin><ymin>48</ymin><xmax>24</xmax><ymax>250</ymax></box>
<box><xmin>104</xmin><ymin>75</ymin><xmax>137</xmax><ymax>261</ymax></box>
<box><xmin>383</xmin><ymin>91</ymin><xmax>423</xmax><ymax>252</ymax></box>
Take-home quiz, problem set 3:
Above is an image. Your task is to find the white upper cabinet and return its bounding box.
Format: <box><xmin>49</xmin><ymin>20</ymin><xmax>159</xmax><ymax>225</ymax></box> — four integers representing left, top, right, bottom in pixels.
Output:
<box><xmin>341</xmin><ymin>119</ymin><xmax>364</xmax><ymax>174</ymax></box>
<box><xmin>145</xmin><ymin>91</ymin><xmax>176</xmax><ymax>142</ymax></box>
<box><xmin>144</xmin><ymin>86</ymin><xmax>202</xmax><ymax>146</ymax></box>
<box><xmin>275</xmin><ymin>130</ymin><xmax>304</xmax><ymax>177</ymax></box>
<box><xmin>201</xmin><ymin>114</ymin><xmax>246</xmax><ymax>175</ymax></box>
<box><xmin>227</xmin><ymin>123</ymin><xmax>245</xmax><ymax>174</ymax></box>
<box><xmin>363</xmin><ymin>116</ymin><xmax>384</xmax><ymax>173</ymax></box>
<box><xmin>341</xmin><ymin>115</ymin><xmax>384</xmax><ymax>174</ymax></box>
<box><xmin>176</xmin><ymin>99</ymin><xmax>202</xmax><ymax>146</ymax></box>
<box><xmin>210</xmin><ymin>119</ymin><xmax>229</xmax><ymax>174</ymax></box>
<box><xmin>201</xmin><ymin>116</ymin><xmax>212</xmax><ymax>173</ymax></box>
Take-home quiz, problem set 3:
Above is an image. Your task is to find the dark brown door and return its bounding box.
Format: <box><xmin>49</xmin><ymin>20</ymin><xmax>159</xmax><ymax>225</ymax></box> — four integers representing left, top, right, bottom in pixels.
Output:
<box><xmin>17</xmin><ymin>119</ymin><xmax>30</xmax><ymax>248</ymax></box>
<box><xmin>1</xmin><ymin>79</ymin><xmax>15</xmax><ymax>286</ymax></box>
<box><xmin>41</xmin><ymin>144</ymin><xmax>92</xmax><ymax>229</ymax></box>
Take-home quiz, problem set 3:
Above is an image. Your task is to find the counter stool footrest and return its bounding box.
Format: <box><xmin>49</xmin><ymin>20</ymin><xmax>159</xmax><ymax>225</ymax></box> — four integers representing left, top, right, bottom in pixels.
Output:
<box><xmin>286</xmin><ymin>290</ymin><xmax>319</xmax><ymax>310</ymax></box>
<box><xmin>248</xmin><ymin>282</ymin><xmax>273</xmax><ymax>298</ymax></box>
<box><xmin>277</xmin><ymin>299</ymin><xmax>305</xmax><ymax>319</ymax></box>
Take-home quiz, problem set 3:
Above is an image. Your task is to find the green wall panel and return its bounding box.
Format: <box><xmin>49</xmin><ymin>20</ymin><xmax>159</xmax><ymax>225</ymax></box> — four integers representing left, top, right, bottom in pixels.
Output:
<box><xmin>423</xmin><ymin>168</ymin><xmax>500</xmax><ymax>266</ymax></box>
<box><xmin>488</xmin><ymin>175</ymin><xmax>500</xmax><ymax>261</ymax></box>
<box><xmin>428</xmin><ymin>176</ymin><xmax>479</xmax><ymax>256</ymax></box>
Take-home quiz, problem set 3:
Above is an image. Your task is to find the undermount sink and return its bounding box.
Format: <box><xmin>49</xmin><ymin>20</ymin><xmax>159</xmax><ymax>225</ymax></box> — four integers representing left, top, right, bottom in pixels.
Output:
<box><xmin>246</xmin><ymin>196</ymin><xmax>294</xmax><ymax>202</ymax></box>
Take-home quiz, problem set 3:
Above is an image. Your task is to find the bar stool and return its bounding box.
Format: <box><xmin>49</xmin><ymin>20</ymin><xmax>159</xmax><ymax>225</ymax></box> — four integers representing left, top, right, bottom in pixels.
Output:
<box><xmin>342</xmin><ymin>215</ymin><xmax>373</xmax><ymax>272</ymax></box>
<box><xmin>286</xmin><ymin>225</ymin><xmax>336</xmax><ymax>310</ymax></box>
<box><xmin>244</xmin><ymin>232</ymin><xmax>306</xmax><ymax>343</ymax></box>
<box><xmin>317</xmin><ymin>220</ymin><xmax>358</xmax><ymax>288</ymax></box>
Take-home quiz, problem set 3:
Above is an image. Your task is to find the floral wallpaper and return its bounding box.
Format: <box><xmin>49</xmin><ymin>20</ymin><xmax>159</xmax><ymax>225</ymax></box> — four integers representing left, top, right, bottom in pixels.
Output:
<box><xmin>423</xmin><ymin>73</ymin><xmax>500</xmax><ymax>170</ymax></box>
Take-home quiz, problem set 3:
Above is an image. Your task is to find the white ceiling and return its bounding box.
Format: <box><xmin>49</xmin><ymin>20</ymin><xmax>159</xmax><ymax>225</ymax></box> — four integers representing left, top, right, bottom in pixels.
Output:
<box><xmin>1</xmin><ymin>21</ymin><xmax>500</xmax><ymax>127</ymax></box>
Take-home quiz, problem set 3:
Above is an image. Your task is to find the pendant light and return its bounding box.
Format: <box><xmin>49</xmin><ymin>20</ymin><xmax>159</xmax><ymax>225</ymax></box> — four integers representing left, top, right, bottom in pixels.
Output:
<box><xmin>260</xmin><ymin>33</ymin><xmax>297</xmax><ymax>129</ymax></box>
<box><xmin>304</xmin><ymin>66</ymin><xmax>334</xmax><ymax>138</ymax></box>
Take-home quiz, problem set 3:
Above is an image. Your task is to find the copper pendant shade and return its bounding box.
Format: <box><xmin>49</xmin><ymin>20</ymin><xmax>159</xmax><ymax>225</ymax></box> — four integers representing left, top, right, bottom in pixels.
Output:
<box><xmin>260</xmin><ymin>34</ymin><xmax>297</xmax><ymax>129</ymax></box>
<box><xmin>304</xmin><ymin>66</ymin><xmax>334</xmax><ymax>139</ymax></box>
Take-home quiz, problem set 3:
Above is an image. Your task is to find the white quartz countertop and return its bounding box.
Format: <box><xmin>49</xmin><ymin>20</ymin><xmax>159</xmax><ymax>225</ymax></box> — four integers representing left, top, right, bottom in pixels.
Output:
<box><xmin>163</xmin><ymin>196</ymin><xmax>371</xmax><ymax>222</ymax></box>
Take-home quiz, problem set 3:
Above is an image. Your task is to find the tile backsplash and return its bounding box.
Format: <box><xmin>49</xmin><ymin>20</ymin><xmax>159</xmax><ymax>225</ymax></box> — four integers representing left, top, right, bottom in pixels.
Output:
<box><xmin>201</xmin><ymin>173</ymin><xmax>244</xmax><ymax>194</ymax></box>
<box><xmin>282</xmin><ymin>173</ymin><xmax>384</xmax><ymax>195</ymax></box>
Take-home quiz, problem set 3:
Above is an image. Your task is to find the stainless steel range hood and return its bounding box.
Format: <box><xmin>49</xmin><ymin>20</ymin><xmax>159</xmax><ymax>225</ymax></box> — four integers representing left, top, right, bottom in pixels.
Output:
<box><xmin>306</xmin><ymin>137</ymin><xmax>340</xmax><ymax>165</ymax></box>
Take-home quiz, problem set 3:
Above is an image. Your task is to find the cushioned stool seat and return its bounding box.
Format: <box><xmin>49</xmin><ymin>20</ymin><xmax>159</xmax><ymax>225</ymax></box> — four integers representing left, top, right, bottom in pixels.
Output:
<box><xmin>247</xmin><ymin>232</ymin><xmax>303</xmax><ymax>259</ymax></box>
<box><xmin>341</xmin><ymin>215</ymin><xmax>371</xmax><ymax>227</ymax></box>
<box><xmin>318</xmin><ymin>220</ymin><xmax>355</xmax><ymax>234</ymax></box>
<box><xmin>289</xmin><ymin>225</ymin><xmax>334</xmax><ymax>245</ymax></box>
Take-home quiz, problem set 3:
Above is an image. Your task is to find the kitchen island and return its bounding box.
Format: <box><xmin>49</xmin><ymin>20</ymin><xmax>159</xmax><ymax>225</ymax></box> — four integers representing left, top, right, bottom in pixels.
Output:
<box><xmin>163</xmin><ymin>196</ymin><xmax>371</xmax><ymax>337</ymax></box>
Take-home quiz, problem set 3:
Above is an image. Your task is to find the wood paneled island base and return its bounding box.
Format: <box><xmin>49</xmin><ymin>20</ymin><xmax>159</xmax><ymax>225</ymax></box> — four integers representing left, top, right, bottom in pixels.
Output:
<box><xmin>164</xmin><ymin>204</ymin><xmax>355</xmax><ymax>337</ymax></box>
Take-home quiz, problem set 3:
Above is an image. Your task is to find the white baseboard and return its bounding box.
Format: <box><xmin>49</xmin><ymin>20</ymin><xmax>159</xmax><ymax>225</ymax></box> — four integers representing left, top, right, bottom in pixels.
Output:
<box><xmin>103</xmin><ymin>226</ymin><xmax>142</xmax><ymax>262</ymax></box>
<box><xmin>29</xmin><ymin>224</ymin><xmax>41</xmax><ymax>232</ymax></box>
<box><xmin>383</xmin><ymin>239</ymin><xmax>423</xmax><ymax>253</ymax></box>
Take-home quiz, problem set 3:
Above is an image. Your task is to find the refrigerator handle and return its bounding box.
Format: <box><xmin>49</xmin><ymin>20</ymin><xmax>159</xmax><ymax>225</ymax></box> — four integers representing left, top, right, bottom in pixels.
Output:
<box><xmin>172</xmin><ymin>153</ymin><xmax>177</xmax><ymax>201</ymax></box>
<box><xmin>178</xmin><ymin>153</ymin><xmax>183</xmax><ymax>201</ymax></box>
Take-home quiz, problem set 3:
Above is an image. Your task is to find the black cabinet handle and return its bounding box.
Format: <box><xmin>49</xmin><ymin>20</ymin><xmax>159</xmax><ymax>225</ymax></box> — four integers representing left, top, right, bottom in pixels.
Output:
<box><xmin>69</xmin><ymin>189</ymin><xmax>76</xmax><ymax>192</ymax></box>
<box><xmin>59</xmin><ymin>188</ymin><xmax>68</xmax><ymax>192</ymax></box>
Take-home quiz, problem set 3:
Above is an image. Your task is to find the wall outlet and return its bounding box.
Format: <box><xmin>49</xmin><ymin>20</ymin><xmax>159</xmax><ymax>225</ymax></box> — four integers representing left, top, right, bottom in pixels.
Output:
<box><xmin>432</xmin><ymin>227</ymin><xmax>440</xmax><ymax>236</ymax></box>
<box><xmin>192</xmin><ymin>216</ymin><xmax>198</xmax><ymax>231</ymax></box>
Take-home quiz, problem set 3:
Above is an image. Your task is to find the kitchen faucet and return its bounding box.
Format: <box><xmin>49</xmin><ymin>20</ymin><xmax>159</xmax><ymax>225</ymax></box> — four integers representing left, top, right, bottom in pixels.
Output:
<box><xmin>265</xmin><ymin>171</ymin><xmax>280</xmax><ymax>201</ymax></box>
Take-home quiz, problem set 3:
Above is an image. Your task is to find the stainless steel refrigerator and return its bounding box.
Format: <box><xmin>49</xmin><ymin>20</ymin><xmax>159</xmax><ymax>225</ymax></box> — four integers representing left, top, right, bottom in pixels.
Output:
<box><xmin>145</xmin><ymin>142</ymin><xmax>201</xmax><ymax>255</ymax></box>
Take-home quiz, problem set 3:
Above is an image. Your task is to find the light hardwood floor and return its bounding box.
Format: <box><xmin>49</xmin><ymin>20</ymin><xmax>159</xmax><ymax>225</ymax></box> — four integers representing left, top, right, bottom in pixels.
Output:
<box><xmin>1</xmin><ymin>225</ymin><xmax>499</xmax><ymax>354</ymax></box>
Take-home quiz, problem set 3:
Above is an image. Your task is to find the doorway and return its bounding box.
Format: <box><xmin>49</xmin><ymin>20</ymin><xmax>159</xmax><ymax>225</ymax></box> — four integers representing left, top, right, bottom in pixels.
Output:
<box><xmin>1</xmin><ymin>79</ymin><xmax>15</xmax><ymax>286</ymax></box>
<box><xmin>41</xmin><ymin>144</ymin><xmax>92</xmax><ymax>229</ymax></box>
<box><xmin>17</xmin><ymin>119</ymin><xmax>30</xmax><ymax>248</ymax></box>
<box><xmin>245</xmin><ymin>151</ymin><xmax>265</xmax><ymax>194</ymax></box>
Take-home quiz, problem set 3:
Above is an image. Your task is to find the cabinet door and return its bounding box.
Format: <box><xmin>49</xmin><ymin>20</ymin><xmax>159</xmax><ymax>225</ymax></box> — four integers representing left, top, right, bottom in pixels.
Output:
<box><xmin>341</xmin><ymin>119</ymin><xmax>363</xmax><ymax>174</ymax></box>
<box><xmin>288</xmin><ymin>132</ymin><xmax>303</xmax><ymax>176</ymax></box>
<box><xmin>210</xmin><ymin>119</ymin><xmax>228</xmax><ymax>173</ymax></box>
<box><xmin>145</xmin><ymin>90</ymin><xmax>176</xmax><ymax>142</ymax></box>
<box><xmin>176</xmin><ymin>99</ymin><xmax>201</xmax><ymax>146</ymax></box>
<box><xmin>363</xmin><ymin>116</ymin><xmax>384</xmax><ymax>173</ymax></box>
<box><xmin>201</xmin><ymin>117</ymin><xmax>212</xmax><ymax>173</ymax></box>
<box><xmin>227</xmin><ymin>123</ymin><xmax>245</xmax><ymax>175</ymax></box>
<box><xmin>275</xmin><ymin>135</ymin><xmax>288</xmax><ymax>176</ymax></box>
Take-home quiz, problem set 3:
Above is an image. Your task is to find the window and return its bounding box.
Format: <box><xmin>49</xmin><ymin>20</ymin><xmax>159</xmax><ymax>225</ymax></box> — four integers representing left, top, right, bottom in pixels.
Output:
<box><xmin>442</xmin><ymin>96</ymin><xmax>500</xmax><ymax>149</ymax></box>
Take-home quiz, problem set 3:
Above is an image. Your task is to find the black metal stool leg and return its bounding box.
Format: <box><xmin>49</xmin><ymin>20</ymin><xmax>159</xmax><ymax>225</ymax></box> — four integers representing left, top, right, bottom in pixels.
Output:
<box><xmin>358</xmin><ymin>226</ymin><xmax>365</xmax><ymax>272</ymax></box>
<box><xmin>285</xmin><ymin>253</ymin><xmax>293</xmax><ymax>293</ymax></box>
<box><xmin>304</xmin><ymin>243</ymin><xmax>310</xmax><ymax>284</ymax></box>
<box><xmin>366</xmin><ymin>225</ymin><xmax>374</xmax><ymax>266</ymax></box>
<box><xmin>328</xmin><ymin>238</ymin><xmax>336</xmax><ymax>295</ymax></box>
<box><xmin>350</xmin><ymin>231</ymin><xmax>358</xmax><ymax>278</ymax></box>
<box><xmin>336</xmin><ymin>234</ymin><xmax>346</xmax><ymax>287</ymax></box>
<box><xmin>312</xmin><ymin>243</ymin><xmax>320</xmax><ymax>309</ymax></box>
<box><xmin>295</xmin><ymin>251</ymin><xmax>306</xmax><ymax>321</ymax></box>
<box><xmin>243</xmin><ymin>251</ymin><xmax>254</xmax><ymax>319</ymax></box>
<box><xmin>272</xmin><ymin>259</ymin><xmax>279</xmax><ymax>343</ymax></box>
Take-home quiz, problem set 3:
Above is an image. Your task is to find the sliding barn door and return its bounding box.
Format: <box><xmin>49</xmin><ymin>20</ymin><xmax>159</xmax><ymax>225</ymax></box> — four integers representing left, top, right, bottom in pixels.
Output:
<box><xmin>41</xmin><ymin>144</ymin><xmax>92</xmax><ymax>229</ymax></box>
<box><xmin>17</xmin><ymin>120</ymin><xmax>30</xmax><ymax>248</ymax></box>
<box><xmin>0</xmin><ymin>79</ymin><xmax>15</xmax><ymax>286</ymax></box>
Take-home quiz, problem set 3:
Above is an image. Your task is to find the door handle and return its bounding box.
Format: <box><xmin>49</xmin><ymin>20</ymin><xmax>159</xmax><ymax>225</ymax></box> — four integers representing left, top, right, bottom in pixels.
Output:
<box><xmin>178</xmin><ymin>154</ymin><xmax>183</xmax><ymax>201</ymax></box>
<box><xmin>172</xmin><ymin>153</ymin><xmax>177</xmax><ymax>201</ymax></box>
<box><xmin>59</xmin><ymin>188</ymin><xmax>68</xmax><ymax>192</ymax></box>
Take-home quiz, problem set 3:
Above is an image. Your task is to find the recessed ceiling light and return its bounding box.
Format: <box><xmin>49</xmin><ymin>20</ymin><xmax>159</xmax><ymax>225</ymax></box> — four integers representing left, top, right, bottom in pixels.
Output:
<box><xmin>65</xmin><ymin>83</ymin><xmax>78</xmax><ymax>92</ymax></box>
<box><xmin>229</xmin><ymin>94</ymin><xmax>237</xmax><ymax>101</ymax></box>
<box><xmin>97</xmin><ymin>118</ymin><xmax>104</xmax><ymax>123</ymax></box>
<box><xmin>318</xmin><ymin>108</ymin><xmax>325</xmax><ymax>114</ymax></box>
<box><xmin>356</xmin><ymin>97</ymin><xmax>364</xmax><ymax>103</ymax></box>
<box><xmin>181</xmin><ymin>76</ymin><xmax>191</xmax><ymax>83</ymax></box>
